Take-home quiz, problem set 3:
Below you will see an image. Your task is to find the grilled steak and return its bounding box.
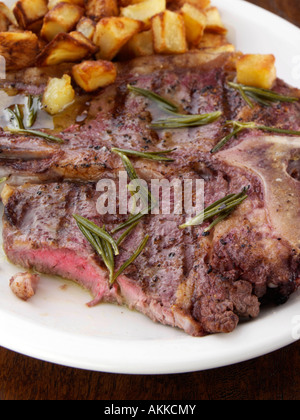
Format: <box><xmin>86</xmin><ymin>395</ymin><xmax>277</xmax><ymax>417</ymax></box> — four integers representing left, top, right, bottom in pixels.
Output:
<box><xmin>1</xmin><ymin>51</ymin><xmax>300</xmax><ymax>336</ymax></box>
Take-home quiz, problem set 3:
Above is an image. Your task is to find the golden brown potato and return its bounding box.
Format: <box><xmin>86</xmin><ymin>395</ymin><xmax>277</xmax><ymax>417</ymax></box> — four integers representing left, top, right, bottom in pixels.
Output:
<box><xmin>36</xmin><ymin>32</ymin><xmax>97</xmax><ymax>66</ymax></box>
<box><xmin>197</xmin><ymin>32</ymin><xmax>234</xmax><ymax>52</ymax></box>
<box><xmin>0</xmin><ymin>31</ymin><xmax>39</xmax><ymax>70</ymax></box>
<box><xmin>93</xmin><ymin>16</ymin><xmax>143</xmax><ymax>60</ymax></box>
<box><xmin>76</xmin><ymin>17</ymin><xmax>96</xmax><ymax>40</ymax></box>
<box><xmin>236</xmin><ymin>54</ymin><xmax>277</xmax><ymax>89</ymax></box>
<box><xmin>205</xmin><ymin>6</ymin><xmax>227</xmax><ymax>34</ymax></box>
<box><xmin>119</xmin><ymin>29</ymin><xmax>154</xmax><ymax>59</ymax></box>
<box><xmin>41</xmin><ymin>3</ymin><xmax>84</xmax><ymax>42</ymax></box>
<box><xmin>48</xmin><ymin>0</ymin><xmax>86</xmax><ymax>9</ymax></box>
<box><xmin>13</xmin><ymin>0</ymin><xmax>48</xmax><ymax>29</ymax></box>
<box><xmin>0</xmin><ymin>11</ymin><xmax>10</xmax><ymax>31</ymax></box>
<box><xmin>0</xmin><ymin>2</ymin><xmax>18</xmax><ymax>26</ymax></box>
<box><xmin>118</xmin><ymin>0</ymin><xmax>146</xmax><ymax>6</ymax></box>
<box><xmin>167</xmin><ymin>0</ymin><xmax>211</xmax><ymax>10</ymax></box>
<box><xmin>86</xmin><ymin>0</ymin><xmax>119</xmax><ymax>21</ymax></box>
<box><xmin>151</xmin><ymin>10</ymin><xmax>187</xmax><ymax>54</ymax></box>
<box><xmin>42</xmin><ymin>74</ymin><xmax>75</xmax><ymax>115</ymax></box>
<box><xmin>72</xmin><ymin>60</ymin><xmax>117</xmax><ymax>91</ymax></box>
<box><xmin>180</xmin><ymin>3</ymin><xmax>206</xmax><ymax>46</ymax></box>
<box><xmin>120</xmin><ymin>0</ymin><xmax>166</xmax><ymax>28</ymax></box>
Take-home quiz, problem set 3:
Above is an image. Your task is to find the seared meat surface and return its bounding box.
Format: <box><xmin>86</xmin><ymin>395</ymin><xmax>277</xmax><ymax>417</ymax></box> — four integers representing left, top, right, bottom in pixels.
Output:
<box><xmin>1</xmin><ymin>51</ymin><xmax>300</xmax><ymax>336</ymax></box>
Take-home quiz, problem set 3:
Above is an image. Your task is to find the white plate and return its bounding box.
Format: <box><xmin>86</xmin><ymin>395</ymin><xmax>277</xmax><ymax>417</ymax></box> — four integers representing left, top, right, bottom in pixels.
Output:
<box><xmin>1</xmin><ymin>0</ymin><xmax>300</xmax><ymax>374</ymax></box>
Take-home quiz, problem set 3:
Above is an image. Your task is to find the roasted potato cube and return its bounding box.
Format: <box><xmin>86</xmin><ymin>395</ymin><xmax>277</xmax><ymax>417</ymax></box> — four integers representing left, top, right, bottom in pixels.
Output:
<box><xmin>119</xmin><ymin>0</ymin><xmax>146</xmax><ymax>6</ymax></box>
<box><xmin>197</xmin><ymin>32</ymin><xmax>235</xmax><ymax>52</ymax></box>
<box><xmin>205</xmin><ymin>7</ymin><xmax>227</xmax><ymax>35</ymax></box>
<box><xmin>236</xmin><ymin>54</ymin><xmax>277</xmax><ymax>89</ymax></box>
<box><xmin>120</xmin><ymin>0</ymin><xmax>166</xmax><ymax>28</ymax></box>
<box><xmin>86</xmin><ymin>0</ymin><xmax>119</xmax><ymax>21</ymax></box>
<box><xmin>0</xmin><ymin>31</ymin><xmax>39</xmax><ymax>70</ymax></box>
<box><xmin>43</xmin><ymin>74</ymin><xmax>75</xmax><ymax>115</ymax></box>
<box><xmin>181</xmin><ymin>3</ymin><xmax>206</xmax><ymax>46</ymax></box>
<box><xmin>72</xmin><ymin>60</ymin><xmax>117</xmax><ymax>91</ymax></box>
<box><xmin>76</xmin><ymin>17</ymin><xmax>96</xmax><ymax>40</ymax></box>
<box><xmin>48</xmin><ymin>0</ymin><xmax>86</xmax><ymax>9</ymax></box>
<box><xmin>0</xmin><ymin>2</ymin><xmax>18</xmax><ymax>26</ymax></box>
<box><xmin>119</xmin><ymin>29</ymin><xmax>154</xmax><ymax>59</ymax></box>
<box><xmin>41</xmin><ymin>3</ymin><xmax>84</xmax><ymax>42</ymax></box>
<box><xmin>0</xmin><ymin>11</ymin><xmax>9</xmax><ymax>31</ymax></box>
<box><xmin>151</xmin><ymin>10</ymin><xmax>187</xmax><ymax>54</ymax></box>
<box><xmin>167</xmin><ymin>0</ymin><xmax>211</xmax><ymax>10</ymax></box>
<box><xmin>93</xmin><ymin>16</ymin><xmax>143</xmax><ymax>60</ymax></box>
<box><xmin>13</xmin><ymin>0</ymin><xmax>48</xmax><ymax>29</ymax></box>
<box><xmin>36</xmin><ymin>32</ymin><xmax>96</xmax><ymax>66</ymax></box>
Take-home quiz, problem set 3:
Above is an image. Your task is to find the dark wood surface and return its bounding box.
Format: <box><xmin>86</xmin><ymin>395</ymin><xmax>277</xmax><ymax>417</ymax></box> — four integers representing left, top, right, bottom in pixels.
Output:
<box><xmin>1</xmin><ymin>0</ymin><xmax>300</xmax><ymax>401</ymax></box>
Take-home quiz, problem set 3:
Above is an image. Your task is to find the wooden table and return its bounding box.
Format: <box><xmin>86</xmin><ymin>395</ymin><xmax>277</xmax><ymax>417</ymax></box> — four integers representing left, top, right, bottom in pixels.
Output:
<box><xmin>1</xmin><ymin>0</ymin><xmax>300</xmax><ymax>401</ymax></box>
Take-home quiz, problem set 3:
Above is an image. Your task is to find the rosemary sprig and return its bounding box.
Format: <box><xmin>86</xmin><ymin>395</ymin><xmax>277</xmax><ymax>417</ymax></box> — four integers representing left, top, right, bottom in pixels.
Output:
<box><xmin>150</xmin><ymin>111</ymin><xmax>222</xmax><ymax>130</ymax></box>
<box><xmin>4</xmin><ymin>96</ymin><xmax>64</xmax><ymax>144</ymax></box>
<box><xmin>76</xmin><ymin>221</ymin><xmax>115</xmax><ymax>284</ymax></box>
<box><xmin>228</xmin><ymin>81</ymin><xmax>299</xmax><ymax>108</ymax></box>
<box><xmin>211</xmin><ymin>120</ymin><xmax>300</xmax><ymax>153</ymax></box>
<box><xmin>179</xmin><ymin>187</ymin><xmax>249</xmax><ymax>233</ymax></box>
<box><xmin>25</xmin><ymin>95</ymin><xmax>40</xmax><ymax>128</ymax></box>
<box><xmin>112</xmin><ymin>235</ymin><xmax>149</xmax><ymax>282</ymax></box>
<box><xmin>73</xmin><ymin>214</ymin><xmax>119</xmax><ymax>256</ymax></box>
<box><xmin>7</xmin><ymin>128</ymin><xmax>64</xmax><ymax>144</ymax></box>
<box><xmin>127</xmin><ymin>84</ymin><xmax>178</xmax><ymax>112</ymax></box>
<box><xmin>6</xmin><ymin>105</ymin><xmax>25</xmax><ymax>129</ymax></box>
<box><xmin>111</xmin><ymin>147</ymin><xmax>175</xmax><ymax>162</ymax></box>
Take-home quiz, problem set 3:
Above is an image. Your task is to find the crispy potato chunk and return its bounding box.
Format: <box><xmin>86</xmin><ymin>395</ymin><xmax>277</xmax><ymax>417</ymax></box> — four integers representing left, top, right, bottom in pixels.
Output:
<box><xmin>181</xmin><ymin>3</ymin><xmax>206</xmax><ymax>46</ymax></box>
<box><xmin>0</xmin><ymin>31</ymin><xmax>39</xmax><ymax>70</ymax></box>
<box><xmin>167</xmin><ymin>0</ymin><xmax>211</xmax><ymax>10</ymax></box>
<box><xmin>72</xmin><ymin>60</ymin><xmax>117</xmax><ymax>91</ymax></box>
<box><xmin>0</xmin><ymin>2</ymin><xmax>18</xmax><ymax>26</ymax></box>
<box><xmin>0</xmin><ymin>11</ymin><xmax>9</xmax><ymax>31</ymax></box>
<box><xmin>48</xmin><ymin>0</ymin><xmax>86</xmax><ymax>9</ymax></box>
<box><xmin>76</xmin><ymin>17</ymin><xmax>96</xmax><ymax>40</ymax></box>
<box><xmin>13</xmin><ymin>0</ymin><xmax>48</xmax><ymax>29</ymax></box>
<box><xmin>205</xmin><ymin>7</ymin><xmax>227</xmax><ymax>34</ymax></box>
<box><xmin>120</xmin><ymin>0</ymin><xmax>166</xmax><ymax>28</ymax></box>
<box><xmin>152</xmin><ymin>10</ymin><xmax>187</xmax><ymax>54</ymax></box>
<box><xmin>37</xmin><ymin>32</ymin><xmax>97</xmax><ymax>66</ymax></box>
<box><xmin>41</xmin><ymin>3</ymin><xmax>84</xmax><ymax>41</ymax></box>
<box><xmin>86</xmin><ymin>0</ymin><xmax>119</xmax><ymax>21</ymax></box>
<box><xmin>197</xmin><ymin>32</ymin><xmax>235</xmax><ymax>52</ymax></box>
<box><xmin>43</xmin><ymin>74</ymin><xmax>75</xmax><ymax>115</ymax></box>
<box><xmin>236</xmin><ymin>54</ymin><xmax>277</xmax><ymax>89</ymax></box>
<box><xmin>93</xmin><ymin>16</ymin><xmax>143</xmax><ymax>60</ymax></box>
<box><xmin>120</xmin><ymin>29</ymin><xmax>154</xmax><ymax>59</ymax></box>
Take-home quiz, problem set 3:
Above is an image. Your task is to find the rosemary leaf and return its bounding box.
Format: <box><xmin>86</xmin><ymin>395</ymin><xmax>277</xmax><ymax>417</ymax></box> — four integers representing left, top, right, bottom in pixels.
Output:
<box><xmin>228</xmin><ymin>81</ymin><xmax>299</xmax><ymax>107</ymax></box>
<box><xmin>6</xmin><ymin>106</ymin><xmax>24</xmax><ymax>129</ymax></box>
<box><xmin>111</xmin><ymin>211</ymin><xmax>147</xmax><ymax>234</ymax></box>
<box><xmin>127</xmin><ymin>84</ymin><xmax>178</xmax><ymax>112</ymax></box>
<box><xmin>151</xmin><ymin>111</ymin><xmax>222</xmax><ymax>129</ymax></box>
<box><xmin>179</xmin><ymin>187</ymin><xmax>249</xmax><ymax>231</ymax></box>
<box><xmin>73</xmin><ymin>214</ymin><xmax>119</xmax><ymax>256</ymax></box>
<box><xmin>111</xmin><ymin>147</ymin><xmax>175</xmax><ymax>162</ymax></box>
<box><xmin>7</xmin><ymin>128</ymin><xmax>64</xmax><ymax>144</ymax></box>
<box><xmin>76</xmin><ymin>222</ymin><xmax>114</xmax><ymax>283</ymax></box>
<box><xmin>211</xmin><ymin>120</ymin><xmax>300</xmax><ymax>153</ymax></box>
<box><xmin>113</xmin><ymin>235</ymin><xmax>149</xmax><ymax>282</ymax></box>
<box><xmin>25</xmin><ymin>95</ymin><xmax>40</xmax><ymax>128</ymax></box>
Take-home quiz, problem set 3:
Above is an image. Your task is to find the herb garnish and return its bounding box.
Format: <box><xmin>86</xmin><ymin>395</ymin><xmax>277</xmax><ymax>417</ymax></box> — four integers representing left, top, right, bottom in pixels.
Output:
<box><xmin>150</xmin><ymin>111</ymin><xmax>222</xmax><ymax>129</ymax></box>
<box><xmin>111</xmin><ymin>147</ymin><xmax>175</xmax><ymax>162</ymax></box>
<box><xmin>128</xmin><ymin>85</ymin><xmax>222</xmax><ymax>129</ymax></box>
<box><xmin>211</xmin><ymin>120</ymin><xmax>300</xmax><ymax>153</ymax></box>
<box><xmin>74</xmin><ymin>214</ymin><xmax>148</xmax><ymax>285</ymax></box>
<box><xmin>228</xmin><ymin>81</ymin><xmax>299</xmax><ymax>108</ymax></box>
<box><xmin>128</xmin><ymin>84</ymin><xmax>178</xmax><ymax>112</ymax></box>
<box><xmin>179</xmin><ymin>186</ymin><xmax>249</xmax><ymax>235</ymax></box>
<box><xmin>4</xmin><ymin>96</ymin><xmax>64</xmax><ymax>144</ymax></box>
